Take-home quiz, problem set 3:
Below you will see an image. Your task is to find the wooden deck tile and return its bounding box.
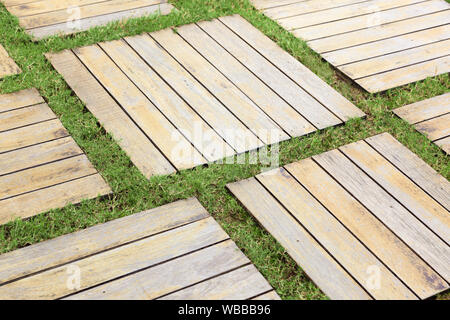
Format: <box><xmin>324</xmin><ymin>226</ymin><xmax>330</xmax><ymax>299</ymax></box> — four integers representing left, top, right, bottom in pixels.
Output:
<box><xmin>227</xmin><ymin>133</ymin><xmax>450</xmax><ymax>300</ymax></box>
<box><xmin>251</xmin><ymin>0</ymin><xmax>450</xmax><ymax>93</ymax></box>
<box><xmin>394</xmin><ymin>93</ymin><xmax>450</xmax><ymax>154</ymax></box>
<box><xmin>46</xmin><ymin>15</ymin><xmax>364</xmax><ymax>179</ymax></box>
<box><xmin>1</xmin><ymin>0</ymin><xmax>174</xmax><ymax>40</ymax></box>
<box><xmin>0</xmin><ymin>44</ymin><xmax>21</xmax><ymax>78</ymax></box>
<box><xmin>0</xmin><ymin>89</ymin><xmax>111</xmax><ymax>224</ymax></box>
<box><xmin>0</xmin><ymin>198</ymin><xmax>278</xmax><ymax>300</ymax></box>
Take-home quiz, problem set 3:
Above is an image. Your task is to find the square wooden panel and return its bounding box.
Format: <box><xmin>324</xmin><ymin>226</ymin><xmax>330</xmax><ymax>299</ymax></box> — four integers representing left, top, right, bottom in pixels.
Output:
<box><xmin>228</xmin><ymin>133</ymin><xmax>450</xmax><ymax>300</ymax></box>
<box><xmin>46</xmin><ymin>14</ymin><xmax>365</xmax><ymax>179</ymax></box>
<box><xmin>0</xmin><ymin>198</ymin><xmax>279</xmax><ymax>300</ymax></box>
<box><xmin>0</xmin><ymin>44</ymin><xmax>21</xmax><ymax>78</ymax></box>
<box><xmin>1</xmin><ymin>0</ymin><xmax>174</xmax><ymax>40</ymax></box>
<box><xmin>252</xmin><ymin>0</ymin><xmax>450</xmax><ymax>93</ymax></box>
<box><xmin>0</xmin><ymin>88</ymin><xmax>111</xmax><ymax>224</ymax></box>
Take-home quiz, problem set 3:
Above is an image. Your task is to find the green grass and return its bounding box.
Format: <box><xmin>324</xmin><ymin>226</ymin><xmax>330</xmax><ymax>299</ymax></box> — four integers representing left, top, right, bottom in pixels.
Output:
<box><xmin>0</xmin><ymin>0</ymin><xmax>449</xmax><ymax>300</ymax></box>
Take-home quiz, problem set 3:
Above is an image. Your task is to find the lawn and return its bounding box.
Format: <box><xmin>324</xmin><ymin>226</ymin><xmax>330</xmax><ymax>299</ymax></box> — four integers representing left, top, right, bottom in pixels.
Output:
<box><xmin>0</xmin><ymin>0</ymin><xmax>448</xmax><ymax>300</ymax></box>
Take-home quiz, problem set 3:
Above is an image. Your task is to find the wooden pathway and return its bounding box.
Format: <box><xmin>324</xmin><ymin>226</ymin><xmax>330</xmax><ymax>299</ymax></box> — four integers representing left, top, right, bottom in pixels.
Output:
<box><xmin>252</xmin><ymin>0</ymin><xmax>450</xmax><ymax>93</ymax></box>
<box><xmin>46</xmin><ymin>14</ymin><xmax>364</xmax><ymax>179</ymax></box>
<box><xmin>228</xmin><ymin>132</ymin><xmax>450</xmax><ymax>300</ymax></box>
<box><xmin>1</xmin><ymin>0</ymin><xmax>174</xmax><ymax>40</ymax></box>
<box><xmin>0</xmin><ymin>198</ymin><xmax>279</xmax><ymax>300</ymax></box>
<box><xmin>0</xmin><ymin>88</ymin><xmax>111</xmax><ymax>224</ymax></box>
<box><xmin>394</xmin><ymin>93</ymin><xmax>450</xmax><ymax>154</ymax></box>
<box><xmin>0</xmin><ymin>44</ymin><xmax>21</xmax><ymax>78</ymax></box>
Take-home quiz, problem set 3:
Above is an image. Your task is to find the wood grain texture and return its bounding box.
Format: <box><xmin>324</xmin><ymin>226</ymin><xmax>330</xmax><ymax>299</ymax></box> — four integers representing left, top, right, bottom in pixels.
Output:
<box><xmin>0</xmin><ymin>103</ymin><xmax>55</xmax><ymax>132</ymax></box>
<box><xmin>394</xmin><ymin>93</ymin><xmax>450</xmax><ymax>124</ymax></box>
<box><xmin>252</xmin><ymin>291</ymin><xmax>281</xmax><ymax>300</ymax></box>
<box><xmin>415</xmin><ymin>113</ymin><xmax>450</xmax><ymax>141</ymax></box>
<box><xmin>0</xmin><ymin>44</ymin><xmax>21</xmax><ymax>78</ymax></box>
<box><xmin>0</xmin><ymin>88</ymin><xmax>43</xmax><ymax>113</ymax></box>
<box><xmin>435</xmin><ymin>136</ymin><xmax>450</xmax><ymax>154</ymax></box>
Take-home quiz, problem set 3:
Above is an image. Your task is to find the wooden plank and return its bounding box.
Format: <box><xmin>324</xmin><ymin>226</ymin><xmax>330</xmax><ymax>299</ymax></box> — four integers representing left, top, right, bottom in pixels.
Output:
<box><xmin>159</xmin><ymin>265</ymin><xmax>273</xmax><ymax>300</ymax></box>
<box><xmin>20</xmin><ymin>0</ymin><xmax>164</xmax><ymax>29</ymax></box>
<box><xmin>98</xmin><ymin>39</ymin><xmax>235</xmax><ymax>163</ymax></box>
<box><xmin>356</xmin><ymin>55</ymin><xmax>450</xmax><ymax>93</ymax></box>
<box><xmin>340</xmin><ymin>40</ymin><xmax>450</xmax><ymax>79</ymax></box>
<box><xmin>0</xmin><ymin>119</ymin><xmax>69</xmax><ymax>153</ymax></box>
<box><xmin>0</xmin><ymin>137</ymin><xmax>83</xmax><ymax>176</ymax></box>
<box><xmin>339</xmin><ymin>140</ymin><xmax>450</xmax><ymax>246</ymax></box>
<box><xmin>0</xmin><ymin>103</ymin><xmax>55</xmax><ymax>132</ymax></box>
<box><xmin>257</xmin><ymin>167</ymin><xmax>417</xmax><ymax>299</ymax></box>
<box><xmin>365</xmin><ymin>133</ymin><xmax>450</xmax><ymax>211</ymax></box>
<box><xmin>177</xmin><ymin>23</ymin><xmax>316</xmax><ymax>138</ymax></box>
<box><xmin>308</xmin><ymin>10</ymin><xmax>450</xmax><ymax>53</ymax></box>
<box><xmin>150</xmin><ymin>28</ymin><xmax>289</xmax><ymax>145</ymax></box>
<box><xmin>0</xmin><ymin>217</ymin><xmax>228</xmax><ymax>299</ymax></box>
<box><xmin>415</xmin><ymin>113</ymin><xmax>450</xmax><ymax>141</ymax></box>
<box><xmin>0</xmin><ymin>173</ymin><xmax>110</xmax><ymax>225</ymax></box>
<box><xmin>313</xmin><ymin>149</ymin><xmax>450</xmax><ymax>281</ymax></box>
<box><xmin>65</xmin><ymin>240</ymin><xmax>249</xmax><ymax>300</ymax></box>
<box><xmin>0</xmin><ymin>197</ymin><xmax>207</xmax><ymax>284</ymax></box>
<box><xmin>293</xmin><ymin>0</ymin><xmax>449</xmax><ymax>41</ymax></box>
<box><xmin>45</xmin><ymin>50</ymin><xmax>175</xmax><ymax>178</ymax></box>
<box><xmin>124</xmin><ymin>33</ymin><xmax>262</xmax><ymax>154</ymax></box>
<box><xmin>3</xmin><ymin>0</ymin><xmax>53</xmax><ymax>6</ymax></box>
<box><xmin>199</xmin><ymin>18</ymin><xmax>342</xmax><ymax>130</ymax></box>
<box><xmin>323</xmin><ymin>25</ymin><xmax>450</xmax><ymax>66</ymax></box>
<box><xmin>219</xmin><ymin>15</ymin><xmax>365</xmax><ymax>122</ymax></box>
<box><xmin>7</xmin><ymin>0</ymin><xmax>107</xmax><ymax>17</ymax></box>
<box><xmin>285</xmin><ymin>158</ymin><xmax>448</xmax><ymax>299</ymax></box>
<box><xmin>435</xmin><ymin>136</ymin><xmax>450</xmax><ymax>154</ymax></box>
<box><xmin>0</xmin><ymin>44</ymin><xmax>20</xmax><ymax>78</ymax></box>
<box><xmin>394</xmin><ymin>93</ymin><xmax>450</xmax><ymax>124</ymax></box>
<box><xmin>252</xmin><ymin>291</ymin><xmax>281</xmax><ymax>300</ymax></box>
<box><xmin>227</xmin><ymin>178</ymin><xmax>372</xmax><ymax>300</ymax></box>
<box><xmin>74</xmin><ymin>44</ymin><xmax>206</xmax><ymax>170</ymax></box>
<box><xmin>252</xmin><ymin>0</ymin><xmax>307</xmax><ymax>10</ymax></box>
<box><xmin>0</xmin><ymin>154</ymin><xmax>97</xmax><ymax>200</ymax></box>
<box><xmin>0</xmin><ymin>88</ymin><xmax>44</xmax><ymax>113</ymax></box>
<box><xmin>29</xmin><ymin>3</ymin><xmax>174</xmax><ymax>40</ymax></box>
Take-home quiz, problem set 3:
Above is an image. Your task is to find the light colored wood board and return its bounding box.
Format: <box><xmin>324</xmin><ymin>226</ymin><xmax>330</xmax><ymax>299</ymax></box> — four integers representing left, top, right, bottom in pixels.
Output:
<box><xmin>285</xmin><ymin>158</ymin><xmax>448</xmax><ymax>299</ymax></box>
<box><xmin>0</xmin><ymin>154</ymin><xmax>97</xmax><ymax>200</ymax></box>
<box><xmin>252</xmin><ymin>0</ymin><xmax>307</xmax><ymax>10</ymax></box>
<box><xmin>0</xmin><ymin>103</ymin><xmax>55</xmax><ymax>132</ymax></box>
<box><xmin>257</xmin><ymin>167</ymin><xmax>416</xmax><ymax>299</ymax></box>
<box><xmin>65</xmin><ymin>240</ymin><xmax>249</xmax><ymax>300</ymax></box>
<box><xmin>365</xmin><ymin>133</ymin><xmax>450</xmax><ymax>211</ymax></box>
<box><xmin>0</xmin><ymin>174</ymin><xmax>110</xmax><ymax>225</ymax></box>
<box><xmin>124</xmin><ymin>33</ymin><xmax>263</xmax><ymax>154</ymax></box>
<box><xmin>323</xmin><ymin>25</ymin><xmax>450</xmax><ymax>66</ymax></box>
<box><xmin>0</xmin><ymin>119</ymin><xmax>69</xmax><ymax>154</ymax></box>
<box><xmin>19</xmin><ymin>0</ymin><xmax>165</xmax><ymax>29</ymax></box>
<box><xmin>45</xmin><ymin>50</ymin><xmax>175</xmax><ymax>178</ymax></box>
<box><xmin>0</xmin><ymin>217</ymin><xmax>228</xmax><ymax>299</ymax></box>
<box><xmin>98</xmin><ymin>39</ymin><xmax>235</xmax><ymax>163</ymax></box>
<box><xmin>263</xmin><ymin>0</ymin><xmax>369</xmax><ymax>20</ymax></box>
<box><xmin>219</xmin><ymin>15</ymin><xmax>365</xmax><ymax>122</ymax></box>
<box><xmin>150</xmin><ymin>28</ymin><xmax>289</xmax><ymax>145</ymax></box>
<box><xmin>3</xmin><ymin>0</ymin><xmax>44</xmax><ymax>6</ymax></box>
<box><xmin>394</xmin><ymin>93</ymin><xmax>450</xmax><ymax>124</ymax></box>
<box><xmin>159</xmin><ymin>265</ymin><xmax>273</xmax><ymax>300</ymax></box>
<box><xmin>308</xmin><ymin>10</ymin><xmax>450</xmax><ymax>53</ymax></box>
<box><xmin>252</xmin><ymin>291</ymin><xmax>281</xmax><ymax>300</ymax></box>
<box><xmin>279</xmin><ymin>0</ymin><xmax>424</xmax><ymax>30</ymax></box>
<box><xmin>435</xmin><ymin>136</ymin><xmax>450</xmax><ymax>154</ymax></box>
<box><xmin>0</xmin><ymin>44</ymin><xmax>21</xmax><ymax>78</ymax></box>
<box><xmin>356</xmin><ymin>55</ymin><xmax>450</xmax><ymax>93</ymax></box>
<box><xmin>28</xmin><ymin>3</ymin><xmax>174</xmax><ymax>40</ymax></box>
<box><xmin>199</xmin><ymin>18</ymin><xmax>341</xmax><ymax>130</ymax></box>
<box><xmin>74</xmin><ymin>44</ymin><xmax>206</xmax><ymax>170</ymax></box>
<box><xmin>7</xmin><ymin>0</ymin><xmax>108</xmax><ymax>17</ymax></box>
<box><xmin>227</xmin><ymin>177</ymin><xmax>372</xmax><ymax>300</ymax></box>
<box><xmin>0</xmin><ymin>137</ymin><xmax>83</xmax><ymax>176</ymax></box>
<box><xmin>177</xmin><ymin>23</ymin><xmax>316</xmax><ymax>138</ymax></box>
<box><xmin>415</xmin><ymin>113</ymin><xmax>450</xmax><ymax>141</ymax></box>
<box><xmin>0</xmin><ymin>197</ymin><xmax>207</xmax><ymax>284</ymax></box>
<box><xmin>340</xmin><ymin>140</ymin><xmax>450</xmax><ymax>246</ymax></box>
<box><xmin>0</xmin><ymin>88</ymin><xmax>44</xmax><ymax>113</ymax></box>
<box><xmin>340</xmin><ymin>39</ymin><xmax>450</xmax><ymax>79</ymax></box>
<box><xmin>313</xmin><ymin>149</ymin><xmax>450</xmax><ymax>281</ymax></box>
<box><xmin>293</xmin><ymin>0</ymin><xmax>449</xmax><ymax>41</ymax></box>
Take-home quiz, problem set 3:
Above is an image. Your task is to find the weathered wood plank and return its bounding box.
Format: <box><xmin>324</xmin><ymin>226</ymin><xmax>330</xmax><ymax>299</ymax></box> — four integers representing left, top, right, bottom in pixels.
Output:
<box><xmin>219</xmin><ymin>15</ymin><xmax>364</xmax><ymax>122</ymax></box>
<box><xmin>435</xmin><ymin>136</ymin><xmax>450</xmax><ymax>154</ymax></box>
<box><xmin>0</xmin><ymin>88</ymin><xmax>43</xmax><ymax>113</ymax></box>
<box><xmin>65</xmin><ymin>240</ymin><xmax>249</xmax><ymax>300</ymax></box>
<box><xmin>7</xmin><ymin>0</ymin><xmax>106</xmax><ymax>17</ymax></box>
<box><xmin>0</xmin><ymin>197</ymin><xmax>207</xmax><ymax>284</ymax></box>
<box><xmin>0</xmin><ymin>174</ymin><xmax>110</xmax><ymax>225</ymax></box>
<box><xmin>252</xmin><ymin>0</ymin><xmax>307</xmax><ymax>10</ymax></box>
<box><xmin>394</xmin><ymin>93</ymin><xmax>450</xmax><ymax>124</ymax></box>
<box><xmin>227</xmin><ymin>177</ymin><xmax>372</xmax><ymax>300</ymax></box>
<box><xmin>0</xmin><ymin>44</ymin><xmax>21</xmax><ymax>78</ymax></box>
<box><xmin>159</xmin><ymin>265</ymin><xmax>273</xmax><ymax>300</ymax></box>
<box><xmin>252</xmin><ymin>290</ymin><xmax>281</xmax><ymax>300</ymax></box>
<box><xmin>45</xmin><ymin>50</ymin><xmax>175</xmax><ymax>178</ymax></box>
<box><xmin>0</xmin><ymin>103</ymin><xmax>55</xmax><ymax>132</ymax></box>
<box><xmin>415</xmin><ymin>113</ymin><xmax>450</xmax><ymax>141</ymax></box>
